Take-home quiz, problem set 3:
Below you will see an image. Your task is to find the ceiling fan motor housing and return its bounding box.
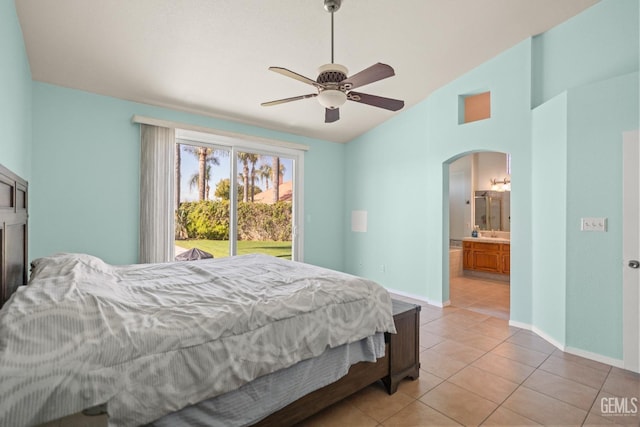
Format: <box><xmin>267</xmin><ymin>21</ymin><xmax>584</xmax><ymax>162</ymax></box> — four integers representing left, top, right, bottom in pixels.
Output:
<box><xmin>316</xmin><ymin>63</ymin><xmax>349</xmax><ymax>109</ymax></box>
<box><xmin>317</xmin><ymin>69</ymin><xmax>347</xmax><ymax>85</ymax></box>
<box><xmin>316</xmin><ymin>63</ymin><xmax>348</xmax><ymax>85</ymax></box>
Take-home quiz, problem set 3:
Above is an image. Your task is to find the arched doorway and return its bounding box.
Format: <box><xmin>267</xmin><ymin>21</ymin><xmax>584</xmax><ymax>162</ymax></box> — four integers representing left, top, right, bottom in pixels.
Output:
<box><xmin>445</xmin><ymin>151</ymin><xmax>511</xmax><ymax>320</ymax></box>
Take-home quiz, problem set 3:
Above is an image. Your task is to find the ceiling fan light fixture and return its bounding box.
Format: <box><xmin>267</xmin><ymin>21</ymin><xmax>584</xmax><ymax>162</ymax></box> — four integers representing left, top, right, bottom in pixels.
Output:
<box><xmin>318</xmin><ymin>89</ymin><xmax>347</xmax><ymax>109</ymax></box>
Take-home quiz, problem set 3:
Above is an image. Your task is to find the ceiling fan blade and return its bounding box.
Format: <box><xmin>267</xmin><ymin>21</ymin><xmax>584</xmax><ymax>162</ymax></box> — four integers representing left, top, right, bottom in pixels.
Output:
<box><xmin>268</xmin><ymin>67</ymin><xmax>324</xmax><ymax>89</ymax></box>
<box><xmin>348</xmin><ymin>92</ymin><xmax>404</xmax><ymax>111</ymax></box>
<box><xmin>261</xmin><ymin>93</ymin><xmax>317</xmax><ymax>107</ymax></box>
<box><xmin>341</xmin><ymin>63</ymin><xmax>395</xmax><ymax>90</ymax></box>
<box><xmin>325</xmin><ymin>108</ymin><xmax>340</xmax><ymax>123</ymax></box>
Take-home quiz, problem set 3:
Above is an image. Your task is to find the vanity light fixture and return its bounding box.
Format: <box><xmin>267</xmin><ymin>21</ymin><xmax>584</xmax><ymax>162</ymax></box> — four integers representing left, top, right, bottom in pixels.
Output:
<box><xmin>490</xmin><ymin>177</ymin><xmax>511</xmax><ymax>191</ymax></box>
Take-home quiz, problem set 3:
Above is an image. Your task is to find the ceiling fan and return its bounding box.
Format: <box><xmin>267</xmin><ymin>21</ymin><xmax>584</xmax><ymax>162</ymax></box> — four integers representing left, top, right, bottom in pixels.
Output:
<box><xmin>261</xmin><ymin>0</ymin><xmax>404</xmax><ymax>123</ymax></box>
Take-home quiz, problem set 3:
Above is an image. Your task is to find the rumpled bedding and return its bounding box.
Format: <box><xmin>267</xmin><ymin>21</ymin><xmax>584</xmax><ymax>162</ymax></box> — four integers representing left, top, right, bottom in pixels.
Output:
<box><xmin>149</xmin><ymin>333</ymin><xmax>386</xmax><ymax>427</ymax></box>
<box><xmin>0</xmin><ymin>253</ymin><xmax>396</xmax><ymax>427</ymax></box>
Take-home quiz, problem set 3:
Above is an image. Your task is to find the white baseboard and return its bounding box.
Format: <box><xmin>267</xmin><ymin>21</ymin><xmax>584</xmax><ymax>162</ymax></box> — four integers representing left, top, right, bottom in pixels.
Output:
<box><xmin>508</xmin><ymin>320</ymin><xmax>531</xmax><ymax>330</ymax></box>
<box><xmin>392</xmin><ymin>297</ymin><xmax>626</xmax><ymax>369</ymax></box>
<box><xmin>386</xmin><ymin>288</ymin><xmax>448</xmax><ymax>307</ymax></box>
<box><xmin>508</xmin><ymin>320</ymin><xmax>624</xmax><ymax>369</ymax></box>
<box><xmin>564</xmin><ymin>345</ymin><xmax>624</xmax><ymax>369</ymax></box>
<box><xmin>531</xmin><ymin>326</ymin><xmax>565</xmax><ymax>351</ymax></box>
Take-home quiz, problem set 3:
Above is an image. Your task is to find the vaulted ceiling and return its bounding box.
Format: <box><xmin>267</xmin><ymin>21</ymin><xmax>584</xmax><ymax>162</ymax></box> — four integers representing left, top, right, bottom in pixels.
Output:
<box><xmin>16</xmin><ymin>0</ymin><xmax>598</xmax><ymax>142</ymax></box>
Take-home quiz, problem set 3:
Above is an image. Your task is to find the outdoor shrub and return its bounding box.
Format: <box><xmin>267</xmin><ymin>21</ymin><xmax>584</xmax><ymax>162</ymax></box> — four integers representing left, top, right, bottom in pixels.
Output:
<box><xmin>178</xmin><ymin>200</ymin><xmax>230</xmax><ymax>240</ymax></box>
<box><xmin>176</xmin><ymin>200</ymin><xmax>291</xmax><ymax>241</ymax></box>
<box><xmin>237</xmin><ymin>201</ymin><xmax>292</xmax><ymax>241</ymax></box>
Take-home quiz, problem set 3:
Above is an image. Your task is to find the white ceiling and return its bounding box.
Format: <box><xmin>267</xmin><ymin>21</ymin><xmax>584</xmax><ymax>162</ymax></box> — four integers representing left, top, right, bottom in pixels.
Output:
<box><xmin>16</xmin><ymin>0</ymin><xmax>598</xmax><ymax>143</ymax></box>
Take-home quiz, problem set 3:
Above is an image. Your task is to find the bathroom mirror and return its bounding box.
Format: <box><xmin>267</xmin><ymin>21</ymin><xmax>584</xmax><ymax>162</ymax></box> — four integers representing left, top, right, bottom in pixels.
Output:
<box><xmin>474</xmin><ymin>190</ymin><xmax>510</xmax><ymax>231</ymax></box>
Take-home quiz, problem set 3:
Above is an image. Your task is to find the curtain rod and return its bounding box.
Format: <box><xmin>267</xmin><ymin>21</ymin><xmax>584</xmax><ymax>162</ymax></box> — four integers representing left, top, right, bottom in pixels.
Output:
<box><xmin>131</xmin><ymin>115</ymin><xmax>310</xmax><ymax>152</ymax></box>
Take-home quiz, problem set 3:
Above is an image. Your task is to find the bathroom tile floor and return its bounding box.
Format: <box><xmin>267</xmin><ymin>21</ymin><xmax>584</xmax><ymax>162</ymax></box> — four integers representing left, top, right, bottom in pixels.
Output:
<box><xmin>296</xmin><ymin>279</ymin><xmax>640</xmax><ymax>426</ymax></box>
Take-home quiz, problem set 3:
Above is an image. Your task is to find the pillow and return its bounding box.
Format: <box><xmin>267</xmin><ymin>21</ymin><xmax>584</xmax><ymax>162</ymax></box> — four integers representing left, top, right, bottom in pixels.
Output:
<box><xmin>30</xmin><ymin>253</ymin><xmax>113</xmax><ymax>280</ymax></box>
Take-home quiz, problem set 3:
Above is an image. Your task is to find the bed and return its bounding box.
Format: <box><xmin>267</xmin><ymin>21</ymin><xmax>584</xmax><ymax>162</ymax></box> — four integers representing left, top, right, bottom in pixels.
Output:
<box><xmin>0</xmin><ymin>164</ymin><xmax>403</xmax><ymax>427</ymax></box>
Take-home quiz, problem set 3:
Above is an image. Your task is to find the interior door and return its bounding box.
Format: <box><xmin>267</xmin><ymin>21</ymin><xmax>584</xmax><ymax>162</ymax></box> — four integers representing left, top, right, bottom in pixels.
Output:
<box><xmin>622</xmin><ymin>130</ymin><xmax>639</xmax><ymax>373</ymax></box>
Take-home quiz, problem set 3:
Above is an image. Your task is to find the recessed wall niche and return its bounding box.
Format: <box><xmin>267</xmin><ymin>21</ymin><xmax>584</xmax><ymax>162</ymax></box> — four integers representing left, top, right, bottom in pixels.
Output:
<box><xmin>459</xmin><ymin>91</ymin><xmax>491</xmax><ymax>124</ymax></box>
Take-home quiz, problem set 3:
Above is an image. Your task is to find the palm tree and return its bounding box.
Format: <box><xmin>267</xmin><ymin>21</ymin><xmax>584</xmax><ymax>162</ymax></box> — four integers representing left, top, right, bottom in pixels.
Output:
<box><xmin>237</xmin><ymin>153</ymin><xmax>260</xmax><ymax>202</ymax></box>
<box><xmin>258</xmin><ymin>164</ymin><xmax>272</xmax><ymax>190</ymax></box>
<box><xmin>189</xmin><ymin>164</ymin><xmax>213</xmax><ymax>200</ymax></box>
<box><xmin>237</xmin><ymin>153</ymin><xmax>251</xmax><ymax>202</ymax></box>
<box><xmin>249</xmin><ymin>154</ymin><xmax>260</xmax><ymax>202</ymax></box>
<box><xmin>183</xmin><ymin>145</ymin><xmax>220</xmax><ymax>200</ymax></box>
<box><xmin>270</xmin><ymin>157</ymin><xmax>287</xmax><ymax>203</ymax></box>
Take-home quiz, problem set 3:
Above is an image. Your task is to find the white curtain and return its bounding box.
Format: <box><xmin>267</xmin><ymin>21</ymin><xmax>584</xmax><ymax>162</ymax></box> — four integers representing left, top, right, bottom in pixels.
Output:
<box><xmin>139</xmin><ymin>124</ymin><xmax>175</xmax><ymax>263</ymax></box>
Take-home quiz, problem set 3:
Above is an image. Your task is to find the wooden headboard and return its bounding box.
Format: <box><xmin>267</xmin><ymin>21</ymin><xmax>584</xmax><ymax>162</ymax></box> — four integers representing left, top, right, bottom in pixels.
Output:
<box><xmin>0</xmin><ymin>164</ymin><xmax>28</xmax><ymax>308</ymax></box>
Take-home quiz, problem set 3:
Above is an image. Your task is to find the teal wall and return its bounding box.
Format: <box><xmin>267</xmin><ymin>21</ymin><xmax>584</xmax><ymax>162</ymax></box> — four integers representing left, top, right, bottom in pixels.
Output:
<box><xmin>31</xmin><ymin>83</ymin><xmax>345</xmax><ymax>269</ymax></box>
<box><xmin>531</xmin><ymin>93</ymin><xmax>567</xmax><ymax>343</ymax></box>
<box><xmin>345</xmin><ymin>38</ymin><xmax>534</xmax><ymax>321</ymax></box>
<box><xmin>344</xmin><ymin>102</ymin><xmax>429</xmax><ymax>297</ymax></box>
<box><xmin>344</xmin><ymin>0</ymin><xmax>638</xmax><ymax>359</ymax></box>
<box><xmin>565</xmin><ymin>72</ymin><xmax>639</xmax><ymax>357</ymax></box>
<box><xmin>532</xmin><ymin>0</ymin><xmax>639</xmax><ymax>107</ymax></box>
<box><xmin>1</xmin><ymin>0</ymin><xmax>32</xmax><ymax>179</ymax></box>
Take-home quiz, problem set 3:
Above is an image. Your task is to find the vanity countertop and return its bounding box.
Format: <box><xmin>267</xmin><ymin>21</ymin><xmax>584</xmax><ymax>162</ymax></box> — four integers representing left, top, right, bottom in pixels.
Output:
<box><xmin>463</xmin><ymin>236</ymin><xmax>511</xmax><ymax>244</ymax></box>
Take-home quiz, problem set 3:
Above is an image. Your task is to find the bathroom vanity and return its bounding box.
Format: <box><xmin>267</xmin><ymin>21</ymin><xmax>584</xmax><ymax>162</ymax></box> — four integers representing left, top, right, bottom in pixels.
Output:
<box><xmin>463</xmin><ymin>238</ymin><xmax>510</xmax><ymax>276</ymax></box>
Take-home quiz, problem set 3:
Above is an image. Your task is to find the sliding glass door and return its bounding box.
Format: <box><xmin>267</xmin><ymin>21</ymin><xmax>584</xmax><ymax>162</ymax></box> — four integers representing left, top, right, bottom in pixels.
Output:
<box><xmin>173</xmin><ymin>130</ymin><xmax>302</xmax><ymax>261</ymax></box>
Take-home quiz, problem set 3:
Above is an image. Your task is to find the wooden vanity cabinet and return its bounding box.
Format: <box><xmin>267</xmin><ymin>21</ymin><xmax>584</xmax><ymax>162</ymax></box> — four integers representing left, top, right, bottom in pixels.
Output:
<box><xmin>500</xmin><ymin>244</ymin><xmax>510</xmax><ymax>274</ymax></box>
<box><xmin>463</xmin><ymin>241</ymin><xmax>510</xmax><ymax>275</ymax></box>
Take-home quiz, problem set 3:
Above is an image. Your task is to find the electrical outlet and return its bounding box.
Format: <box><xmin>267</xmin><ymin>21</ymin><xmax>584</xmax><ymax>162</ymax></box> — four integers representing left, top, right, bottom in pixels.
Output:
<box><xmin>581</xmin><ymin>217</ymin><xmax>607</xmax><ymax>232</ymax></box>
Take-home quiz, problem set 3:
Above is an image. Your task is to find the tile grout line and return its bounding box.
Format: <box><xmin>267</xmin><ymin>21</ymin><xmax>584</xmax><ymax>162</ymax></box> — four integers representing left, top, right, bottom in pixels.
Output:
<box><xmin>579</xmin><ymin>364</ymin><xmax>614</xmax><ymax>426</ymax></box>
<box><xmin>422</xmin><ymin>320</ymin><xmax>517</xmax><ymax>426</ymax></box>
<box><xmin>533</xmin><ymin>361</ymin><xmax>611</xmax><ymax>424</ymax></box>
<box><xmin>469</xmin><ymin>329</ymin><xmax>541</xmax><ymax>425</ymax></box>
<box><xmin>377</xmin><ymin>291</ymin><xmax>636</xmax><ymax>427</ymax></box>
<box><xmin>420</xmin><ymin>320</ymin><xmax>624</xmax><ymax>426</ymax></box>
<box><xmin>475</xmin><ymin>349</ymin><xmax>556</xmax><ymax>426</ymax></box>
<box><xmin>418</xmin><ymin>399</ymin><xmax>469</xmax><ymax>426</ymax></box>
<box><xmin>400</xmin><ymin>283</ymin><xmax>638</xmax><ymax>426</ymax></box>
<box><xmin>414</xmin><ymin>303</ymin><xmax>503</xmax><ymax>425</ymax></box>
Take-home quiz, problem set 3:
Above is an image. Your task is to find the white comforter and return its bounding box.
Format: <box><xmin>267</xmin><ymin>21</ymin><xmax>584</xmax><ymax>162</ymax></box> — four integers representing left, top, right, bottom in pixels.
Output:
<box><xmin>0</xmin><ymin>253</ymin><xmax>395</xmax><ymax>427</ymax></box>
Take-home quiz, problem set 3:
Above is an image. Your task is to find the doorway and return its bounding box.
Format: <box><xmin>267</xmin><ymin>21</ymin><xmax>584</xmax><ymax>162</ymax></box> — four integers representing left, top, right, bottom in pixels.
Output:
<box><xmin>447</xmin><ymin>152</ymin><xmax>511</xmax><ymax>320</ymax></box>
<box><xmin>622</xmin><ymin>129</ymin><xmax>639</xmax><ymax>373</ymax></box>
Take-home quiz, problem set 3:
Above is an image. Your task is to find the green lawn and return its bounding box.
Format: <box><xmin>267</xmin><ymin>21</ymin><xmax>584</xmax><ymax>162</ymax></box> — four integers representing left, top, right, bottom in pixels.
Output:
<box><xmin>175</xmin><ymin>240</ymin><xmax>292</xmax><ymax>259</ymax></box>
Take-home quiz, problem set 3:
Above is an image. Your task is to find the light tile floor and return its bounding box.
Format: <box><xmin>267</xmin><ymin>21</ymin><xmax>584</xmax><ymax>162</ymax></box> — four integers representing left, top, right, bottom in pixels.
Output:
<box><xmin>297</xmin><ymin>277</ymin><xmax>640</xmax><ymax>426</ymax></box>
<box><xmin>449</xmin><ymin>275</ymin><xmax>511</xmax><ymax>320</ymax></box>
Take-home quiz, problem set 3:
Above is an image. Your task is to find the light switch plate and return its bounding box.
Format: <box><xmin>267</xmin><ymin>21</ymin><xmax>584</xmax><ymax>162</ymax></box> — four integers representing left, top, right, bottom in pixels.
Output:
<box><xmin>581</xmin><ymin>217</ymin><xmax>607</xmax><ymax>232</ymax></box>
